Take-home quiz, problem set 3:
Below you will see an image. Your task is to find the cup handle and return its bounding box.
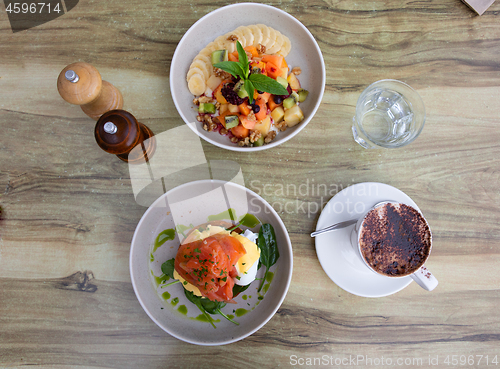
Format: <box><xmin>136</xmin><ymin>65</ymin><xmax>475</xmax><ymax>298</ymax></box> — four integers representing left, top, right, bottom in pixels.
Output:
<box><xmin>410</xmin><ymin>265</ymin><xmax>438</xmax><ymax>291</ymax></box>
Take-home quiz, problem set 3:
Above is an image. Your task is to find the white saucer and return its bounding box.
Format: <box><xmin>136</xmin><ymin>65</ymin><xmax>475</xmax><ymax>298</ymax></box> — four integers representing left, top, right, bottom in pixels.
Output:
<box><xmin>315</xmin><ymin>182</ymin><xmax>421</xmax><ymax>298</ymax></box>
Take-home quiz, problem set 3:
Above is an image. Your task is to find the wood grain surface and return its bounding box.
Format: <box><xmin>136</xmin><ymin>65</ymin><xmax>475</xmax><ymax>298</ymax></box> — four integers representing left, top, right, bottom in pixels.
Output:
<box><xmin>1</xmin><ymin>0</ymin><xmax>500</xmax><ymax>368</ymax></box>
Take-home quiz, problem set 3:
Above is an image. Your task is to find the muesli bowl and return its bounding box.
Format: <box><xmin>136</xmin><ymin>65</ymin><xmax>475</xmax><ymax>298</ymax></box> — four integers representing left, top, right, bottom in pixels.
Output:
<box><xmin>170</xmin><ymin>2</ymin><xmax>326</xmax><ymax>151</ymax></box>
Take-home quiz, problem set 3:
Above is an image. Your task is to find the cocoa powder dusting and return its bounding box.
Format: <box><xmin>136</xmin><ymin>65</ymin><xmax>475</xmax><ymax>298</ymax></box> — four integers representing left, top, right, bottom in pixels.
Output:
<box><xmin>359</xmin><ymin>203</ymin><xmax>431</xmax><ymax>277</ymax></box>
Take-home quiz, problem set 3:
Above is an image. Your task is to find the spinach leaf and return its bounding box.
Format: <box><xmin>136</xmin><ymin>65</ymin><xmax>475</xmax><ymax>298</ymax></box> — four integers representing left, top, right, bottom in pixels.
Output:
<box><xmin>200</xmin><ymin>299</ymin><xmax>225</xmax><ymax>314</ymax></box>
<box><xmin>232</xmin><ymin>283</ymin><xmax>250</xmax><ymax>296</ymax></box>
<box><xmin>184</xmin><ymin>289</ymin><xmax>216</xmax><ymax>328</ymax></box>
<box><xmin>159</xmin><ymin>258</ymin><xmax>180</xmax><ymax>288</ymax></box>
<box><xmin>201</xmin><ymin>299</ymin><xmax>239</xmax><ymax>326</ymax></box>
<box><xmin>160</xmin><ymin>258</ymin><xmax>175</xmax><ymax>279</ymax></box>
<box><xmin>184</xmin><ymin>290</ymin><xmax>239</xmax><ymax>327</ymax></box>
<box><xmin>257</xmin><ymin>223</ymin><xmax>279</xmax><ymax>292</ymax></box>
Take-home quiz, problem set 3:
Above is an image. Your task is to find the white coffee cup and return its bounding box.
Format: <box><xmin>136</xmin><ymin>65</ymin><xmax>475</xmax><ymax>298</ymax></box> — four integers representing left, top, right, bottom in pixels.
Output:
<box><xmin>350</xmin><ymin>201</ymin><xmax>438</xmax><ymax>291</ymax></box>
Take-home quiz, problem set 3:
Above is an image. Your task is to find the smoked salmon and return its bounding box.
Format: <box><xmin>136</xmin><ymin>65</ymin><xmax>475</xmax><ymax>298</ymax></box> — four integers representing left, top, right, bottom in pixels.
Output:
<box><xmin>174</xmin><ymin>233</ymin><xmax>246</xmax><ymax>302</ymax></box>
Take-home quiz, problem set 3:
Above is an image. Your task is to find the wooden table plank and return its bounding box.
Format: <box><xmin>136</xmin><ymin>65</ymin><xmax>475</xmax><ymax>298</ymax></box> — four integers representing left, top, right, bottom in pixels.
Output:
<box><xmin>1</xmin><ymin>0</ymin><xmax>500</xmax><ymax>367</ymax></box>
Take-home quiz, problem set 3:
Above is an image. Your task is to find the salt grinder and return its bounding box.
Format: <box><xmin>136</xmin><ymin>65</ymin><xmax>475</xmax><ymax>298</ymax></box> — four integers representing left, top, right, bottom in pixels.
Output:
<box><xmin>57</xmin><ymin>62</ymin><xmax>124</xmax><ymax>120</ymax></box>
<box><xmin>95</xmin><ymin>110</ymin><xmax>155</xmax><ymax>163</ymax></box>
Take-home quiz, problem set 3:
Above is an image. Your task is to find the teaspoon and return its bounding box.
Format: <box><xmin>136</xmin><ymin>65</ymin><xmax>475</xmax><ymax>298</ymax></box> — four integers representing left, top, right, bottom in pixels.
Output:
<box><xmin>310</xmin><ymin>200</ymin><xmax>394</xmax><ymax>237</ymax></box>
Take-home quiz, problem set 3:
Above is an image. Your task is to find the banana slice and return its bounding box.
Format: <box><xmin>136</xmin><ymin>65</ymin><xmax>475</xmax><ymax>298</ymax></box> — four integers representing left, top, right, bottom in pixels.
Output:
<box><xmin>187</xmin><ymin>66</ymin><xmax>207</xmax><ymax>81</ymax></box>
<box><xmin>277</xmin><ymin>34</ymin><xmax>291</xmax><ymax>57</ymax></box>
<box><xmin>194</xmin><ymin>54</ymin><xmax>212</xmax><ymax>67</ymax></box>
<box><xmin>187</xmin><ymin>73</ymin><xmax>206</xmax><ymax>96</ymax></box>
<box><xmin>214</xmin><ymin>40</ymin><xmax>228</xmax><ymax>52</ymax></box>
<box><xmin>225</xmin><ymin>41</ymin><xmax>237</xmax><ymax>53</ymax></box>
<box><xmin>215</xmin><ymin>34</ymin><xmax>236</xmax><ymax>53</ymax></box>
<box><xmin>198</xmin><ymin>46</ymin><xmax>213</xmax><ymax>58</ymax></box>
<box><xmin>232</xmin><ymin>28</ymin><xmax>247</xmax><ymax>47</ymax></box>
<box><xmin>257</xmin><ymin>24</ymin><xmax>271</xmax><ymax>49</ymax></box>
<box><xmin>241</xmin><ymin>27</ymin><xmax>254</xmax><ymax>48</ymax></box>
<box><xmin>204</xmin><ymin>42</ymin><xmax>218</xmax><ymax>54</ymax></box>
<box><xmin>186</xmin><ymin>25</ymin><xmax>292</xmax><ymax>96</ymax></box>
<box><xmin>264</xmin><ymin>26</ymin><xmax>276</xmax><ymax>51</ymax></box>
<box><xmin>188</xmin><ymin>60</ymin><xmax>210</xmax><ymax>80</ymax></box>
<box><xmin>248</xmin><ymin>25</ymin><xmax>263</xmax><ymax>46</ymax></box>
<box><xmin>267</xmin><ymin>30</ymin><xmax>284</xmax><ymax>54</ymax></box>
<box><xmin>214</xmin><ymin>35</ymin><xmax>228</xmax><ymax>46</ymax></box>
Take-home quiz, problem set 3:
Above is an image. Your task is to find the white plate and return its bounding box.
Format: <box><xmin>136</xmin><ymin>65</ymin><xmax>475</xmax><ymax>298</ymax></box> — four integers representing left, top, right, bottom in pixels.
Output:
<box><xmin>130</xmin><ymin>179</ymin><xmax>293</xmax><ymax>345</ymax></box>
<box><xmin>170</xmin><ymin>3</ymin><xmax>326</xmax><ymax>151</ymax></box>
<box><xmin>315</xmin><ymin>182</ymin><xmax>420</xmax><ymax>298</ymax></box>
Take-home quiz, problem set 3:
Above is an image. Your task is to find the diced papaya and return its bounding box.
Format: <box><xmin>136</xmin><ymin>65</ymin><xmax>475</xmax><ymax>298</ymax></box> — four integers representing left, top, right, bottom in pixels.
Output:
<box><xmin>268</xmin><ymin>95</ymin><xmax>282</xmax><ymax>112</ymax></box>
<box><xmin>265</xmin><ymin>61</ymin><xmax>282</xmax><ymax>79</ymax></box>
<box><xmin>254</xmin><ymin>98</ymin><xmax>267</xmax><ymax>120</ymax></box>
<box><xmin>244</xmin><ymin>45</ymin><xmax>259</xmax><ymax>58</ymax></box>
<box><xmin>216</xmin><ymin>111</ymin><xmax>237</xmax><ymax>128</ymax></box>
<box><xmin>215</xmin><ymin>87</ymin><xmax>227</xmax><ymax>104</ymax></box>
<box><xmin>262</xmin><ymin>55</ymin><xmax>284</xmax><ymax>68</ymax></box>
<box><xmin>231</xmin><ymin>123</ymin><xmax>249</xmax><ymax>138</ymax></box>
<box><xmin>229</xmin><ymin>51</ymin><xmax>239</xmax><ymax>62</ymax></box>
<box><xmin>238</xmin><ymin>102</ymin><xmax>251</xmax><ymax>116</ymax></box>
<box><xmin>239</xmin><ymin>115</ymin><xmax>257</xmax><ymax>130</ymax></box>
<box><xmin>251</xmin><ymin>61</ymin><xmax>266</xmax><ymax>72</ymax></box>
<box><xmin>213</xmin><ymin>80</ymin><xmax>231</xmax><ymax>104</ymax></box>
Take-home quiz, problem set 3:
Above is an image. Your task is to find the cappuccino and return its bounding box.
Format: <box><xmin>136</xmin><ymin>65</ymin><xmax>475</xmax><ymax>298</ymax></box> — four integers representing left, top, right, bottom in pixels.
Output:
<box><xmin>359</xmin><ymin>202</ymin><xmax>431</xmax><ymax>277</ymax></box>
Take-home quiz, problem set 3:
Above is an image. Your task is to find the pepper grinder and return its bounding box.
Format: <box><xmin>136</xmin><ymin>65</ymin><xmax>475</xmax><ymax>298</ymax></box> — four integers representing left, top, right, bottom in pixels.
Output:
<box><xmin>94</xmin><ymin>109</ymin><xmax>155</xmax><ymax>163</ymax></box>
<box><xmin>57</xmin><ymin>62</ymin><xmax>124</xmax><ymax>120</ymax></box>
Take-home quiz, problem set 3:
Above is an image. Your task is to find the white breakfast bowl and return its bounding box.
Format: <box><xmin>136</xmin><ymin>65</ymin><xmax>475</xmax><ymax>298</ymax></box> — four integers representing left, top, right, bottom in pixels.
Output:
<box><xmin>170</xmin><ymin>3</ymin><xmax>326</xmax><ymax>151</ymax></box>
<box><xmin>130</xmin><ymin>179</ymin><xmax>293</xmax><ymax>345</ymax></box>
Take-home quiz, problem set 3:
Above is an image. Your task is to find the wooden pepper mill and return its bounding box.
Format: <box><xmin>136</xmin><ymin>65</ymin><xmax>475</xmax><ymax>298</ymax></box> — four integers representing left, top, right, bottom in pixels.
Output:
<box><xmin>95</xmin><ymin>109</ymin><xmax>155</xmax><ymax>163</ymax></box>
<box><xmin>57</xmin><ymin>62</ymin><xmax>124</xmax><ymax>120</ymax></box>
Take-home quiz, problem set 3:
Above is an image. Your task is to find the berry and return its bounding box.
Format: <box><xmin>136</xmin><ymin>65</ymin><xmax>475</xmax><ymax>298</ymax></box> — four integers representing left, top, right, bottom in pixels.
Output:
<box><xmin>221</xmin><ymin>82</ymin><xmax>246</xmax><ymax>106</ymax></box>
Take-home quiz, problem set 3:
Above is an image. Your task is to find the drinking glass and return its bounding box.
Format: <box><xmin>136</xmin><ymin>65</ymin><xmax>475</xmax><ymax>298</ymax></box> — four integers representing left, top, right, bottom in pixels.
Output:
<box><xmin>352</xmin><ymin>80</ymin><xmax>426</xmax><ymax>149</ymax></box>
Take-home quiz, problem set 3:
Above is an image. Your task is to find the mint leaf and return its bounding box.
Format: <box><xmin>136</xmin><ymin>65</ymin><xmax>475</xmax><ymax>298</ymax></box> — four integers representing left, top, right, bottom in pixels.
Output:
<box><xmin>213</xmin><ymin>61</ymin><xmax>246</xmax><ymax>80</ymax></box>
<box><xmin>236</xmin><ymin>41</ymin><xmax>249</xmax><ymax>79</ymax></box>
<box><xmin>249</xmin><ymin>74</ymin><xmax>288</xmax><ymax>95</ymax></box>
<box><xmin>244</xmin><ymin>79</ymin><xmax>255</xmax><ymax>104</ymax></box>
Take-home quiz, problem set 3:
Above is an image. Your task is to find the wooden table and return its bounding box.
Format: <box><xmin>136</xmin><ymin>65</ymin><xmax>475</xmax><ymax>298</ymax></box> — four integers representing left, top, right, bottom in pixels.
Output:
<box><xmin>1</xmin><ymin>0</ymin><xmax>500</xmax><ymax>367</ymax></box>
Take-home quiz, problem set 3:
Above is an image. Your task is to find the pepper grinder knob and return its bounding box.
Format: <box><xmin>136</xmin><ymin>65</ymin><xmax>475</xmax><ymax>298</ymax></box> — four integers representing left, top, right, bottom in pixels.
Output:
<box><xmin>57</xmin><ymin>62</ymin><xmax>124</xmax><ymax>120</ymax></box>
<box><xmin>95</xmin><ymin>109</ymin><xmax>155</xmax><ymax>163</ymax></box>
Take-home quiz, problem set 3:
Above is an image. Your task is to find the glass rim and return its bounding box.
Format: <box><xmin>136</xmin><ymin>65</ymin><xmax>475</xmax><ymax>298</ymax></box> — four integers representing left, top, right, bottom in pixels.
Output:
<box><xmin>354</xmin><ymin>79</ymin><xmax>426</xmax><ymax>148</ymax></box>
